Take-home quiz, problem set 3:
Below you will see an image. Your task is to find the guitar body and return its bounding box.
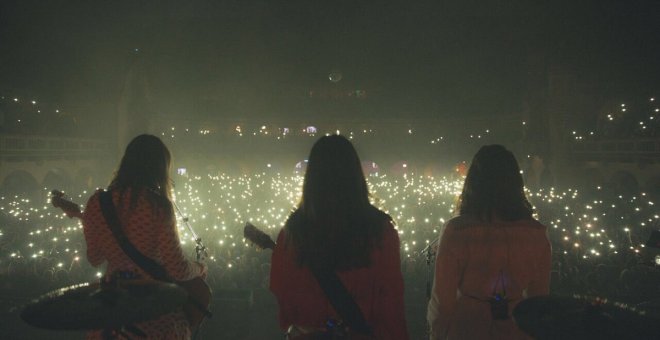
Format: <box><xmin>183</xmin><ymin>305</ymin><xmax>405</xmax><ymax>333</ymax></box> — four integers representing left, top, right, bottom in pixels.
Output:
<box><xmin>178</xmin><ymin>277</ymin><xmax>212</xmax><ymax>329</ymax></box>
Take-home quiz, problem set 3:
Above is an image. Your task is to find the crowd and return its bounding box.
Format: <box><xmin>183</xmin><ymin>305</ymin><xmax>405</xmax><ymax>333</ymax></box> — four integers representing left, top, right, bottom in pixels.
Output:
<box><xmin>1</xmin><ymin>166</ymin><xmax>658</xmax><ymax>304</ymax></box>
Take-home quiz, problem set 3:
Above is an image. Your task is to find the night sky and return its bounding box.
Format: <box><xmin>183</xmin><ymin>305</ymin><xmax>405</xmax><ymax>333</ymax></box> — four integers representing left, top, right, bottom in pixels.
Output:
<box><xmin>1</xmin><ymin>0</ymin><xmax>659</xmax><ymax>127</ymax></box>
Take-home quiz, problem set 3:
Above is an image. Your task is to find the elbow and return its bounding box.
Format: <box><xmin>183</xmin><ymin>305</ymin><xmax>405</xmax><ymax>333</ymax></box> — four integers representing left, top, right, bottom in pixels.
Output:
<box><xmin>86</xmin><ymin>248</ymin><xmax>102</xmax><ymax>266</ymax></box>
<box><xmin>87</xmin><ymin>255</ymin><xmax>103</xmax><ymax>267</ymax></box>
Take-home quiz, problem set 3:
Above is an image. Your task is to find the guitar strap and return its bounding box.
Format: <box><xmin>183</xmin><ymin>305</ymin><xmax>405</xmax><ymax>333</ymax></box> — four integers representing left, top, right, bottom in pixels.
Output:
<box><xmin>309</xmin><ymin>266</ymin><xmax>373</xmax><ymax>336</ymax></box>
<box><xmin>98</xmin><ymin>190</ymin><xmax>171</xmax><ymax>282</ymax></box>
<box><xmin>99</xmin><ymin>190</ymin><xmax>212</xmax><ymax>339</ymax></box>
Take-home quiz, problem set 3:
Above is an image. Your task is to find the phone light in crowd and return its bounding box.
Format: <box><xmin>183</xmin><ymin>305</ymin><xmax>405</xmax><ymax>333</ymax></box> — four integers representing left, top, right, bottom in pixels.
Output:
<box><xmin>177</xmin><ymin>168</ymin><xmax>187</xmax><ymax>176</ymax></box>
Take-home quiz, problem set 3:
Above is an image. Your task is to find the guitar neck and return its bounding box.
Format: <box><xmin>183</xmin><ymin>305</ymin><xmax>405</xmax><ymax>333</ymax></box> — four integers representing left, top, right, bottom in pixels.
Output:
<box><xmin>67</xmin><ymin>210</ymin><xmax>83</xmax><ymax>219</ymax></box>
<box><xmin>243</xmin><ymin>222</ymin><xmax>276</xmax><ymax>250</ymax></box>
<box><xmin>51</xmin><ymin>190</ymin><xmax>83</xmax><ymax>219</ymax></box>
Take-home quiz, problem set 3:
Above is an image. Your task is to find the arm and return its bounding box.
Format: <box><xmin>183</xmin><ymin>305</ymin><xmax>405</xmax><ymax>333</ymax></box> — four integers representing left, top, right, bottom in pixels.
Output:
<box><xmin>156</xmin><ymin>211</ymin><xmax>203</xmax><ymax>281</ymax></box>
<box><xmin>82</xmin><ymin>193</ymin><xmax>104</xmax><ymax>267</ymax></box>
<box><xmin>427</xmin><ymin>223</ymin><xmax>460</xmax><ymax>340</ymax></box>
<box><xmin>373</xmin><ymin>223</ymin><xmax>409</xmax><ymax>340</ymax></box>
<box><xmin>527</xmin><ymin>228</ymin><xmax>552</xmax><ymax>296</ymax></box>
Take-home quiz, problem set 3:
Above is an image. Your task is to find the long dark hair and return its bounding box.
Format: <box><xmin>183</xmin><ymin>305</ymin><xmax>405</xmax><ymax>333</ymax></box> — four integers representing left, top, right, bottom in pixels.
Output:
<box><xmin>458</xmin><ymin>144</ymin><xmax>533</xmax><ymax>222</ymax></box>
<box><xmin>109</xmin><ymin>134</ymin><xmax>173</xmax><ymax>215</ymax></box>
<box><xmin>286</xmin><ymin>135</ymin><xmax>388</xmax><ymax>270</ymax></box>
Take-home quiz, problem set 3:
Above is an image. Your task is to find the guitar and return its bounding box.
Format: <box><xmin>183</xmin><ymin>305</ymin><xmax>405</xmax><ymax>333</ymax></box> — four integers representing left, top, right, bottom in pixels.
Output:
<box><xmin>50</xmin><ymin>190</ymin><xmax>212</xmax><ymax>330</ymax></box>
<box><xmin>51</xmin><ymin>190</ymin><xmax>83</xmax><ymax>219</ymax></box>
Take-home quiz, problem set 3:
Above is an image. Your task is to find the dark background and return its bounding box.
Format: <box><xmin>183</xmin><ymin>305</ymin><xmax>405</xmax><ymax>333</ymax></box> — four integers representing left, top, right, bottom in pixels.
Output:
<box><xmin>1</xmin><ymin>0</ymin><xmax>659</xmax><ymax>135</ymax></box>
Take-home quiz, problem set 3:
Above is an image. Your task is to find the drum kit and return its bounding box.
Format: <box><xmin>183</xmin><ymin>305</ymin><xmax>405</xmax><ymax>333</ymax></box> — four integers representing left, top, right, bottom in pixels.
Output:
<box><xmin>20</xmin><ymin>279</ymin><xmax>188</xmax><ymax>331</ymax></box>
<box><xmin>512</xmin><ymin>231</ymin><xmax>660</xmax><ymax>339</ymax></box>
<box><xmin>513</xmin><ymin>295</ymin><xmax>660</xmax><ymax>340</ymax></box>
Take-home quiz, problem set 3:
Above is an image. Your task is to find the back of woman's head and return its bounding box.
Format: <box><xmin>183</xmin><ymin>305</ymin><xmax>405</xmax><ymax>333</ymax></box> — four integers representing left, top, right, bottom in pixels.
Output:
<box><xmin>301</xmin><ymin>134</ymin><xmax>369</xmax><ymax>217</ymax></box>
<box><xmin>288</xmin><ymin>135</ymin><xmax>387</xmax><ymax>269</ymax></box>
<box><xmin>459</xmin><ymin>144</ymin><xmax>533</xmax><ymax>221</ymax></box>
<box><xmin>110</xmin><ymin>134</ymin><xmax>172</xmax><ymax>200</ymax></box>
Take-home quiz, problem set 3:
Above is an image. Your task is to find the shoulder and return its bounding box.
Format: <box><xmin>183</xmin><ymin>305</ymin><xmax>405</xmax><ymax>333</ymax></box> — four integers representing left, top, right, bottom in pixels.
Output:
<box><xmin>369</xmin><ymin>205</ymin><xmax>392</xmax><ymax>221</ymax></box>
<box><xmin>366</xmin><ymin>207</ymin><xmax>396</xmax><ymax>244</ymax></box>
<box><xmin>82</xmin><ymin>190</ymin><xmax>103</xmax><ymax>221</ymax></box>
<box><xmin>444</xmin><ymin>215</ymin><xmax>481</xmax><ymax>231</ymax></box>
<box><xmin>508</xmin><ymin>218</ymin><xmax>547</xmax><ymax>231</ymax></box>
<box><xmin>527</xmin><ymin>219</ymin><xmax>547</xmax><ymax>229</ymax></box>
<box><xmin>84</xmin><ymin>189</ymin><xmax>110</xmax><ymax>212</ymax></box>
<box><xmin>144</xmin><ymin>188</ymin><xmax>170</xmax><ymax>206</ymax></box>
<box><xmin>286</xmin><ymin>209</ymin><xmax>303</xmax><ymax>225</ymax></box>
<box><xmin>379</xmin><ymin>218</ymin><xmax>400</xmax><ymax>246</ymax></box>
<box><xmin>276</xmin><ymin>227</ymin><xmax>288</xmax><ymax>245</ymax></box>
<box><xmin>445</xmin><ymin>215</ymin><xmax>546</xmax><ymax>231</ymax></box>
<box><xmin>368</xmin><ymin>205</ymin><xmax>393</xmax><ymax>230</ymax></box>
<box><xmin>135</xmin><ymin>188</ymin><xmax>173</xmax><ymax>217</ymax></box>
<box><xmin>85</xmin><ymin>189</ymin><xmax>103</xmax><ymax>205</ymax></box>
<box><xmin>282</xmin><ymin>210</ymin><xmax>302</xmax><ymax>238</ymax></box>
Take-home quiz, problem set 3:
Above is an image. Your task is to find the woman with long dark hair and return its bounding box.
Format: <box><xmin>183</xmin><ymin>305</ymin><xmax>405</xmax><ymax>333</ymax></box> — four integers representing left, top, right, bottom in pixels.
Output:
<box><xmin>82</xmin><ymin>134</ymin><xmax>205</xmax><ymax>339</ymax></box>
<box><xmin>427</xmin><ymin>145</ymin><xmax>551</xmax><ymax>339</ymax></box>
<box><xmin>270</xmin><ymin>135</ymin><xmax>409</xmax><ymax>339</ymax></box>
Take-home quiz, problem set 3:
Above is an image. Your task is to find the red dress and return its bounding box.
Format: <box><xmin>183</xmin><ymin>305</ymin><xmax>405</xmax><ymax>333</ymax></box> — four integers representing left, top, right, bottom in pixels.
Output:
<box><xmin>82</xmin><ymin>189</ymin><xmax>203</xmax><ymax>340</ymax></box>
<box><xmin>270</xmin><ymin>221</ymin><xmax>409</xmax><ymax>340</ymax></box>
<box><xmin>427</xmin><ymin>215</ymin><xmax>552</xmax><ymax>340</ymax></box>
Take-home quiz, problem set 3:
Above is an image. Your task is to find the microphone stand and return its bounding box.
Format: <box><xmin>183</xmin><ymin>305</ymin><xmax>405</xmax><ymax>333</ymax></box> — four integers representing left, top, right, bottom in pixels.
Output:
<box><xmin>171</xmin><ymin>200</ymin><xmax>209</xmax><ymax>340</ymax></box>
<box><xmin>419</xmin><ymin>238</ymin><xmax>439</xmax><ymax>300</ymax></box>
<box><xmin>172</xmin><ymin>200</ymin><xmax>208</xmax><ymax>261</ymax></box>
<box><xmin>419</xmin><ymin>237</ymin><xmax>440</xmax><ymax>339</ymax></box>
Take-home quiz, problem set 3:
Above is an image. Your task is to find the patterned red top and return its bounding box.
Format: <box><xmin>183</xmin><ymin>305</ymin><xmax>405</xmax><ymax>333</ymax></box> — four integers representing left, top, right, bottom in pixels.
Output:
<box><xmin>270</xmin><ymin>221</ymin><xmax>409</xmax><ymax>340</ymax></box>
<box><xmin>82</xmin><ymin>188</ymin><xmax>203</xmax><ymax>339</ymax></box>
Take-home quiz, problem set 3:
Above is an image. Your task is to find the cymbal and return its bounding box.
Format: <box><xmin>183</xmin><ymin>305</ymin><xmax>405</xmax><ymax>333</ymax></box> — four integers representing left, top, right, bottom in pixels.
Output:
<box><xmin>513</xmin><ymin>295</ymin><xmax>660</xmax><ymax>340</ymax></box>
<box><xmin>21</xmin><ymin>280</ymin><xmax>188</xmax><ymax>330</ymax></box>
